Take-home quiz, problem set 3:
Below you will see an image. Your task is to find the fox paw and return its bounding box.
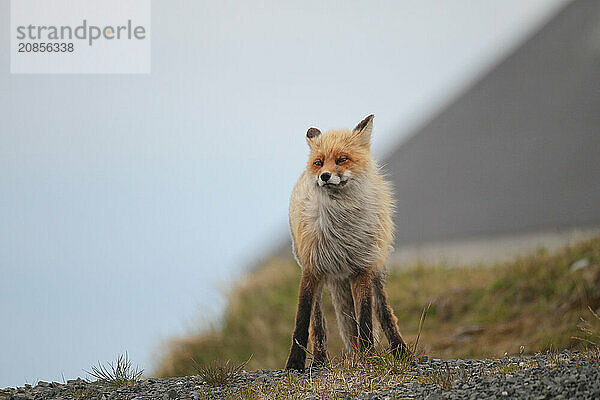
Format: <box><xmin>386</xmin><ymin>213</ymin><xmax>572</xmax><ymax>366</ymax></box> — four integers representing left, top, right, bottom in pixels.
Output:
<box><xmin>391</xmin><ymin>342</ymin><xmax>411</xmax><ymax>358</ymax></box>
<box><xmin>285</xmin><ymin>357</ymin><xmax>305</xmax><ymax>372</ymax></box>
<box><xmin>309</xmin><ymin>355</ymin><xmax>328</xmax><ymax>370</ymax></box>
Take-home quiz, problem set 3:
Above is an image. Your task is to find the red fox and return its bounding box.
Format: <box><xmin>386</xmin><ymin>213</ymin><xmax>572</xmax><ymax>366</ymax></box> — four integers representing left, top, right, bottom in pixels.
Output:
<box><xmin>285</xmin><ymin>115</ymin><xmax>409</xmax><ymax>371</ymax></box>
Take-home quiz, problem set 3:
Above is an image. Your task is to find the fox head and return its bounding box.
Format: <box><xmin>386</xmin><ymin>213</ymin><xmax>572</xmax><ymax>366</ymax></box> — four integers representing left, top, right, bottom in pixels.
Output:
<box><xmin>305</xmin><ymin>115</ymin><xmax>375</xmax><ymax>190</ymax></box>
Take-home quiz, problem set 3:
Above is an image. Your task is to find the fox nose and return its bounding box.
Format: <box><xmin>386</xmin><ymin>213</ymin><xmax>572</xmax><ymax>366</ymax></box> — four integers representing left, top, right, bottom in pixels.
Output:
<box><xmin>320</xmin><ymin>172</ymin><xmax>331</xmax><ymax>182</ymax></box>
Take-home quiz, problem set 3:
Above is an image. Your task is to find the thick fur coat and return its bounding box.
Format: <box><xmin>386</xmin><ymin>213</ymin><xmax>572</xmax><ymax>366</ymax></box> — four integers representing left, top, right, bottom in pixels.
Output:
<box><xmin>285</xmin><ymin>115</ymin><xmax>408</xmax><ymax>371</ymax></box>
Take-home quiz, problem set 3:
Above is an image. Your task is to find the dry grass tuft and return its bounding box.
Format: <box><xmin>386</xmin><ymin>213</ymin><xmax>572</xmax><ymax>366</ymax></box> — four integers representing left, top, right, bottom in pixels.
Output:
<box><xmin>84</xmin><ymin>353</ymin><xmax>143</xmax><ymax>386</ymax></box>
<box><xmin>573</xmin><ymin>306</ymin><xmax>600</xmax><ymax>349</ymax></box>
<box><xmin>193</xmin><ymin>358</ymin><xmax>250</xmax><ymax>386</ymax></box>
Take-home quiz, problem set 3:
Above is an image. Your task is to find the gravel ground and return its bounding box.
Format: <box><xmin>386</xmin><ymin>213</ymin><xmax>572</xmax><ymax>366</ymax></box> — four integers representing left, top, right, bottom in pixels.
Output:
<box><xmin>1</xmin><ymin>352</ymin><xmax>598</xmax><ymax>399</ymax></box>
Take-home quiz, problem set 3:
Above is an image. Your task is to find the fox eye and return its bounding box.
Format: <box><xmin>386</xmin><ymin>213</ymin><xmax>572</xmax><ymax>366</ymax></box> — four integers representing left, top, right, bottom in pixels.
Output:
<box><xmin>336</xmin><ymin>157</ymin><xmax>348</xmax><ymax>165</ymax></box>
<box><xmin>313</xmin><ymin>160</ymin><xmax>323</xmax><ymax>167</ymax></box>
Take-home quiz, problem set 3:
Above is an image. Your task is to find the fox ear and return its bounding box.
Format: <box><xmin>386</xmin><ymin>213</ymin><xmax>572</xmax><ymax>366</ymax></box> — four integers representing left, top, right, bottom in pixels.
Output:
<box><xmin>352</xmin><ymin>114</ymin><xmax>374</xmax><ymax>147</ymax></box>
<box><xmin>306</xmin><ymin>127</ymin><xmax>321</xmax><ymax>147</ymax></box>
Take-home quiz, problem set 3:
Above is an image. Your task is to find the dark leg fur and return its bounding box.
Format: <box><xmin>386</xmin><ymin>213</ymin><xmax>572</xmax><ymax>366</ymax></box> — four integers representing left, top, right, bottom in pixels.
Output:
<box><xmin>351</xmin><ymin>273</ymin><xmax>374</xmax><ymax>352</ymax></box>
<box><xmin>373</xmin><ymin>271</ymin><xmax>409</xmax><ymax>357</ymax></box>
<box><xmin>309</xmin><ymin>281</ymin><xmax>327</xmax><ymax>367</ymax></box>
<box><xmin>286</xmin><ymin>271</ymin><xmax>319</xmax><ymax>371</ymax></box>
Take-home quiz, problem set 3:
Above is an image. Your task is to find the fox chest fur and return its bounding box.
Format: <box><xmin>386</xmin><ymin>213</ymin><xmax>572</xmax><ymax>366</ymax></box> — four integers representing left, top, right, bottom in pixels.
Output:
<box><xmin>289</xmin><ymin>172</ymin><xmax>392</xmax><ymax>279</ymax></box>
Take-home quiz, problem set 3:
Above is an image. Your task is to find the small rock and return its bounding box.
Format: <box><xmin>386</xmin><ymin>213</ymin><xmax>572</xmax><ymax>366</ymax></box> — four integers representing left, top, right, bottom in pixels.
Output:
<box><xmin>570</xmin><ymin>258</ymin><xmax>589</xmax><ymax>271</ymax></box>
<box><xmin>13</xmin><ymin>394</ymin><xmax>34</xmax><ymax>400</ymax></box>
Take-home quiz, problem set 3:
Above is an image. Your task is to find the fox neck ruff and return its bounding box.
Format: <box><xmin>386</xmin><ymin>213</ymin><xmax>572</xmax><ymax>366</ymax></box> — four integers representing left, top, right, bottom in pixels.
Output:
<box><xmin>305</xmin><ymin>167</ymin><xmax>389</xmax><ymax>279</ymax></box>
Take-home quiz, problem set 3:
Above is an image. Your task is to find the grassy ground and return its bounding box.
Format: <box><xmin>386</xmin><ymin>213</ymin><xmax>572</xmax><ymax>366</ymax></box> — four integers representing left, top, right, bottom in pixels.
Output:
<box><xmin>155</xmin><ymin>236</ymin><xmax>600</xmax><ymax>377</ymax></box>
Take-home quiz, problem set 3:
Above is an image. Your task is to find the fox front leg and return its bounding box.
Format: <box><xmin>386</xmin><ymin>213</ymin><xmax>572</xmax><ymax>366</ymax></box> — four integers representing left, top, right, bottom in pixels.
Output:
<box><xmin>351</xmin><ymin>273</ymin><xmax>374</xmax><ymax>352</ymax></box>
<box><xmin>309</xmin><ymin>281</ymin><xmax>327</xmax><ymax>367</ymax></box>
<box><xmin>373</xmin><ymin>271</ymin><xmax>410</xmax><ymax>357</ymax></box>
<box><xmin>286</xmin><ymin>270</ymin><xmax>319</xmax><ymax>371</ymax></box>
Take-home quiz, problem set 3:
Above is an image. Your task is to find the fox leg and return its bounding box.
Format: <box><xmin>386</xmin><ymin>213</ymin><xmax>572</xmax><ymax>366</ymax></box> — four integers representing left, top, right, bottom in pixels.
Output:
<box><xmin>309</xmin><ymin>280</ymin><xmax>327</xmax><ymax>366</ymax></box>
<box><xmin>373</xmin><ymin>270</ymin><xmax>409</xmax><ymax>357</ymax></box>
<box><xmin>286</xmin><ymin>270</ymin><xmax>320</xmax><ymax>371</ymax></box>
<box><xmin>351</xmin><ymin>273</ymin><xmax>374</xmax><ymax>352</ymax></box>
<box><xmin>328</xmin><ymin>279</ymin><xmax>358</xmax><ymax>350</ymax></box>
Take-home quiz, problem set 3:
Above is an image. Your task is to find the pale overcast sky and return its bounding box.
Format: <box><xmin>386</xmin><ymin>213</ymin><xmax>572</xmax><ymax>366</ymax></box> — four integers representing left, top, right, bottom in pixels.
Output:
<box><xmin>0</xmin><ymin>0</ymin><xmax>568</xmax><ymax>388</ymax></box>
